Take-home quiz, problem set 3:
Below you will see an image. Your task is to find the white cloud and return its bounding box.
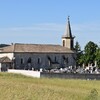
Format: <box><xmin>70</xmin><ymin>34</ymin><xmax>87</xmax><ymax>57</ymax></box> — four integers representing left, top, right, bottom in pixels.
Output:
<box><xmin>73</xmin><ymin>23</ymin><xmax>100</xmax><ymax>33</ymax></box>
<box><xmin>0</xmin><ymin>22</ymin><xmax>99</xmax><ymax>49</ymax></box>
<box><xmin>0</xmin><ymin>23</ymin><xmax>64</xmax><ymax>32</ymax></box>
<box><xmin>72</xmin><ymin>23</ymin><xmax>100</xmax><ymax>49</ymax></box>
<box><xmin>1</xmin><ymin>22</ymin><xmax>100</xmax><ymax>34</ymax></box>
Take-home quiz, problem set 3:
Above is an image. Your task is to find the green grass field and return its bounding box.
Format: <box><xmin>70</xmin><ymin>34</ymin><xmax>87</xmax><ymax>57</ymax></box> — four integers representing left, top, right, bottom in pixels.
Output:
<box><xmin>0</xmin><ymin>73</ymin><xmax>100</xmax><ymax>100</ymax></box>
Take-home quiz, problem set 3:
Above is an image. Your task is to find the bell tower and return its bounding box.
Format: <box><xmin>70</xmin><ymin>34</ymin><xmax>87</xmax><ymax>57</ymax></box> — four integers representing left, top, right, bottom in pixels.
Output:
<box><xmin>62</xmin><ymin>16</ymin><xmax>74</xmax><ymax>50</ymax></box>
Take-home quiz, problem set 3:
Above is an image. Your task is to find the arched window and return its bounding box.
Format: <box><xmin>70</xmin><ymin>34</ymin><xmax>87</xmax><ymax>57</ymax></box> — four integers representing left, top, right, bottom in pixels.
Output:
<box><xmin>66</xmin><ymin>57</ymin><xmax>68</xmax><ymax>63</ymax></box>
<box><xmin>21</xmin><ymin>58</ymin><xmax>24</xmax><ymax>64</ymax></box>
<box><xmin>62</xmin><ymin>56</ymin><xmax>66</xmax><ymax>65</ymax></box>
<box><xmin>63</xmin><ymin>40</ymin><xmax>65</xmax><ymax>47</ymax></box>
<box><xmin>55</xmin><ymin>56</ymin><xmax>57</xmax><ymax>62</ymax></box>
<box><xmin>38</xmin><ymin>57</ymin><xmax>41</xmax><ymax>64</ymax></box>
<box><xmin>47</xmin><ymin>56</ymin><xmax>51</xmax><ymax>66</ymax></box>
<box><xmin>27</xmin><ymin>57</ymin><xmax>31</xmax><ymax>63</ymax></box>
<box><xmin>71</xmin><ymin>40</ymin><xmax>73</xmax><ymax>49</ymax></box>
<box><xmin>62</xmin><ymin>56</ymin><xmax>68</xmax><ymax>64</ymax></box>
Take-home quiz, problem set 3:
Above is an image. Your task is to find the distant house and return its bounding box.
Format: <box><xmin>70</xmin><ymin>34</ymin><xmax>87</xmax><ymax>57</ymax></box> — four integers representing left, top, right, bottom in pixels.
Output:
<box><xmin>0</xmin><ymin>17</ymin><xmax>76</xmax><ymax>70</ymax></box>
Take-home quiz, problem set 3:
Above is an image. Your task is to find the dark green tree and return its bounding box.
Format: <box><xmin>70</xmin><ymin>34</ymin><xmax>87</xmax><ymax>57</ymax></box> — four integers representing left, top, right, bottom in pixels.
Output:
<box><xmin>95</xmin><ymin>46</ymin><xmax>100</xmax><ymax>67</ymax></box>
<box><xmin>74</xmin><ymin>41</ymin><xmax>83</xmax><ymax>66</ymax></box>
<box><xmin>84</xmin><ymin>41</ymin><xmax>98</xmax><ymax>65</ymax></box>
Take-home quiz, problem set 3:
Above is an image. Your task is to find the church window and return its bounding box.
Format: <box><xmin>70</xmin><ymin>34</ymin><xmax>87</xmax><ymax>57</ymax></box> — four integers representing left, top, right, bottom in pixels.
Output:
<box><xmin>38</xmin><ymin>57</ymin><xmax>41</xmax><ymax>64</ymax></box>
<box><xmin>21</xmin><ymin>58</ymin><xmax>24</xmax><ymax>64</ymax></box>
<box><xmin>55</xmin><ymin>56</ymin><xmax>57</xmax><ymax>62</ymax></box>
<box><xmin>27</xmin><ymin>57</ymin><xmax>32</xmax><ymax>63</ymax></box>
<box><xmin>63</xmin><ymin>40</ymin><xmax>65</xmax><ymax>47</ymax></box>
<box><xmin>62</xmin><ymin>55</ymin><xmax>65</xmax><ymax>60</ymax></box>
<box><xmin>48</xmin><ymin>59</ymin><xmax>51</xmax><ymax>66</ymax></box>
<box><xmin>62</xmin><ymin>56</ymin><xmax>68</xmax><ymax>64</ymax></box>
<box><xmin>71</xmin><ymin>40</ymin><xmax>73</xmax><ymax>49</ymax></box>
<box><xmin>66</xmin><ymin>57</ymin><xmax>68</xmax><ymax>63</ymax></box>
<box><xmin>47</xmin><ymin>56</ymin><xmax>51</xmax><ymax>66</ymax></box>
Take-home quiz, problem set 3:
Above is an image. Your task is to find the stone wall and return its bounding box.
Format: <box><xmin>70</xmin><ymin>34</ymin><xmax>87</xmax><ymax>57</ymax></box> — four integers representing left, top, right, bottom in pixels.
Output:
<box><xmin>41</xmin><ymin>72</ymin><xmax>100</xmax><ymax>80</ymax></box>
<box><xmin>14</xmin><ymin>53</ymin><xmax>76</xmax><ymax>69</ymax></box>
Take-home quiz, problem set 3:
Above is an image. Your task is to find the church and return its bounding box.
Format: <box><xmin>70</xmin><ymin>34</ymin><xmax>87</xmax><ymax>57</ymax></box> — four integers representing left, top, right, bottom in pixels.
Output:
<box><xmin>0</xmin><ymin>17</ymin><xmax>76</xmax><ymax>70</ymax></box>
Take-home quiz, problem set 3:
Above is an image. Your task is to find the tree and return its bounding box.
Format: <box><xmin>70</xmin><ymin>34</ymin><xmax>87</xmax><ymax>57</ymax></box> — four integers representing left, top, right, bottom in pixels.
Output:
<box><xmin>84</xmin><ymin>41</ymin><xmax>98</xmax><ymax>65</ymax></box>
<box><xmin>74</xmin><ymin>41</ymin><xmax>81</xmax><ymax>52</ymax></box>
<box><xmin>0</xmin><ymin>44</ymin><xmax>10</xmax><ymax>48</ymax></box>
<box><xmin>74</xmin><ymin>41</ymin><xmax>83</xmax><ymax>66</ymax></box>
<box><xmin>95</xmin><ymin>46</ymin><xmax>100</xmax><ymax>67</ymax></box>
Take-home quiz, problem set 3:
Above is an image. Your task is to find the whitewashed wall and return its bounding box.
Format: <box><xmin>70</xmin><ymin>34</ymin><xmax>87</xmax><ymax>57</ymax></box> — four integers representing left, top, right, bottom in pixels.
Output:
<box><xmin>0</xmin><ymin>53</ymin><xmax>14</xmax><ymax>60</ymax></box>
<box><xmin>8</xmin><ymin>69</ymin><xmax>40</xmax><ymax>78</ymax></box>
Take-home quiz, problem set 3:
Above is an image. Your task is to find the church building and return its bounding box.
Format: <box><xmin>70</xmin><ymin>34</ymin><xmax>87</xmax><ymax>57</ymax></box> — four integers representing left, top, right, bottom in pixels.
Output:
<box><xmin>0</xmin><ymin>17</ymin><xmax>76</xmax><ymax>70</ymax></box>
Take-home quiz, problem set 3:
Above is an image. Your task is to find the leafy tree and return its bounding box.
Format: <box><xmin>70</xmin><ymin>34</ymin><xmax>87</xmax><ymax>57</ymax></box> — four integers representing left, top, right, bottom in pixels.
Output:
<box><xmin>84</xmin><ymin>41</ymin><xmax>98</xmax><ymax>65</ymax></box>
<box><xmin>95</xmin><ymin>47</ymin><xmax>100</xmax><ymax>67</ymax></box>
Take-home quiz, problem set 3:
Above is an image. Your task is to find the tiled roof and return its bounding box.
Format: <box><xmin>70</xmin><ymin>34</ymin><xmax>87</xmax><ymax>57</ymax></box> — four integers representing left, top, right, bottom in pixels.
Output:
<box><xmin>0</xmin><ymin>43</ymin><xmax>75</xmax><ymax>53</ymax></box>
<box><xmin>0</xmin><ymin>56</ymin><xmax>12</xmax><ymax>63</ymax></box>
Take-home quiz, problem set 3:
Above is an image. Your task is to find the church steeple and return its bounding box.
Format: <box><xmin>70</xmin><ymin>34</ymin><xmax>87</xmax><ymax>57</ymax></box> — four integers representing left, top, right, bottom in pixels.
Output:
<box><xmin>65</xmin><ymin>16</ymin><xmax>72</xmax><ymax>38</ymax></box>
<box><xmin>62</xmin><ymin>16</ymin><xmax>74</xmax><ymax>49</ymax></box>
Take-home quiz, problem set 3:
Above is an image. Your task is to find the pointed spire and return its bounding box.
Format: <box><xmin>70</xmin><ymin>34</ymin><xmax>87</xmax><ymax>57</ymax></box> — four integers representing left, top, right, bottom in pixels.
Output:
<box><xmin>64</xmin><ymin>16</ymin><xmax>72</xmax><ymax>38</ymax></box>
<box><xmin>62</xmin><ymin>16</ymin><xmax>75</xmax><ymax>49</ymax></box>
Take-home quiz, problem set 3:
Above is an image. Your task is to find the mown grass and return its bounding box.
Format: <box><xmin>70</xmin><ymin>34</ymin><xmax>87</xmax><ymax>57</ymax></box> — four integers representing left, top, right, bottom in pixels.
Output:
<box><xmin>0</xmin><ymin>72</ymin><xmax>100</xmax><ymax>100</ymax></box>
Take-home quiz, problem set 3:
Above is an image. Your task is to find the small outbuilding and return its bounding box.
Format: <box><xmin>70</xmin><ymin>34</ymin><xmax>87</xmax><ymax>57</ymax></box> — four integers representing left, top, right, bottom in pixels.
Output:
<box><xmin>0</xmin><ymin>56</ymin><xmax>12</xmax><ymax>72</ymax></box>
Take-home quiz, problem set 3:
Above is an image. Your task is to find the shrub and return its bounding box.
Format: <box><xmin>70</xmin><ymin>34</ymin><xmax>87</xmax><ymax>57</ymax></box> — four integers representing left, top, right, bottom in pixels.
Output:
<box><xmin>86</xmin><ymin>88</ymin><xmax>98</xmax><ymax>100</ymax></box>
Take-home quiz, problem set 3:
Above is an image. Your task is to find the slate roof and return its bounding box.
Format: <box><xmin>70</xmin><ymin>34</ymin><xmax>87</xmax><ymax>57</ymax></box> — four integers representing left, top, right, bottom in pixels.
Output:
<box><xmin>62</xmin><ymin>16</ymin><xmax>74</xmax><ymax>38</ymax></box>
<box><xmin>0</xmin><ymin>43</ymin><xmax>75</xmax><ymax>53</ymax></box>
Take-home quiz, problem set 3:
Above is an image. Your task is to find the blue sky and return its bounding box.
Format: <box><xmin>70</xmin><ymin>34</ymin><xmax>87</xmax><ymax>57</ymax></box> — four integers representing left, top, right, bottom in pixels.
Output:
<box><xmin>0</xmin><ymin>0</ymin><xmax>100</xmax><ymax>49</ymax></box>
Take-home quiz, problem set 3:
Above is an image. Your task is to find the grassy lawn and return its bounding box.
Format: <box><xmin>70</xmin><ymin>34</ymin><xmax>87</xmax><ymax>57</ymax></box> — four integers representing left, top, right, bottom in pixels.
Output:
<box><xmin>0</xmin><ymin>73</ymin><xmax>100</xmax><ymax>100</ymax></box>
